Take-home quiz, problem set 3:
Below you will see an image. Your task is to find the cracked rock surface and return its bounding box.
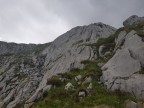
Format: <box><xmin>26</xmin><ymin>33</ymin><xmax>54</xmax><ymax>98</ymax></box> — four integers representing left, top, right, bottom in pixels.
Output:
<box><xmin>102</xmin><ymin>30</ymin><xmax>144</xmax><ymax>98</ymax></box>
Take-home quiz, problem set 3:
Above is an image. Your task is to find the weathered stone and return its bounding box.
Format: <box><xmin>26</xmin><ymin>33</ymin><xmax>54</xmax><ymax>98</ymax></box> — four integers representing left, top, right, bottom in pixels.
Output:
<box><xmin>6</xmin><ymin>97</ymin><xmax>23</xmax><ymax>108</ymax></box>
<box><xmin>104</xmin><ymin>51</ymin><xmax>111</xmax><ymax>56</ymax></box>
<box><xmin>97</xmin><ymin>63</ymin><xmax>104</xmax><ymax>67</ymax></box>
<box><xmin>43</xmin><ymin>85</ymin><xmax>52</xmax><ymax>93</ymax></box>
<box><xmin>102</xmin><ymin>30</ymin><xmax>144</xmax><ymax>98</ymax></box>
<box><xmin>78</xmin><ymin>91</ymin><xmax>86</xmax><ymax>97</ymax></box>
<box><xmin>124</xmin><ymin>100</ymin><xmax>137</xmax><ymax>108</ymax></box>
<box><xmin>123</xmin><ymin>15</ymin><xmax>144</xmax><ymax>26</ymax></box>
<box><xmin>2</xmin><ymin>90</ymin><xmax>16</xmax><ymax>108</ymax></box>
<box><xmin>114</xmin><ymin>31</ymin><xmax>127</xmax><ymax>52</ymax></box>
<box><xmin>75</xmin><ymin>75</ymin><xmax>82</xmax><ymax>82</ymax></box>
<box><xmin>65</xmin><ymin>82</ymin><xmax>74</xmax><ymax>90</ymax></box>
<box><xmin>83</xmin><ymin>76</ymin><xmax>92</xmax><ymax>84</ymax></box>
<box><xmin>87</xmin><ymin>83</ymin><xmax>93</xmax><ymax>90</ymax></box>
<box><xmin>26</xmin><ymin>89</ymin><xmax>43</xmax><ymax>104</ymax></box>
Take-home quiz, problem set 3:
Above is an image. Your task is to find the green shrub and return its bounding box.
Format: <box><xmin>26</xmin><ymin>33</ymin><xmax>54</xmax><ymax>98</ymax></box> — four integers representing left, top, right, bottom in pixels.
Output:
<box><xmin>57</xmin><ymin>72</ymin><xmax>74</xmax><ymax>79</ymax></box>
<box><xmin>34</xmin><ymin>42</ymin><xmax>51</xmax><ymax>54</ymax></box>
<box><xmin>1</xmin><ymin>53</ymin><xmax>14</xmax><ymax>56</ymax></box>
<box><xmin>32</xmin><ymin>59</ymin><xmax>138</xmax><ymax>108</ymax></box>
<box><xmin>23</xmin><ymin>59</ymin><xmax>35</xmax><ymax>67</ymax></box>
<box><xmin>139</xmin><ymin>67</ymin><xmax>144</xmax><ymax>74</ymax></box>
<box><xmin>70</xmin><ymin>68</ymin><xmax>81</xmax><ymax>72</ymax></box>
<box><xmin>49</xmin><ymin>88</ymin><xmax>70</xmax><ymax>99</ymax></box>
<box><xmin>81</xmin><ymin>60</ymin><xmax>91</xmax><ymax>65</ymax></box>
<box><xmin>96</xmin><ymin>34</ymin><xmax>115</xmax><ymax>47</ymax></box>
<box><xmin>124</xmin><ymin>21</ymin><xmax>144</xmax><ymax>35</ymax></box>
<box><xmin>47</xmin><ymin>76</ymin><xmax>62</xmax><ymax>86</ymax></box>
<box><xmin>84</xmin><ymin>34</ymin><xmax>116</xmax><ymax>57</ymax></box>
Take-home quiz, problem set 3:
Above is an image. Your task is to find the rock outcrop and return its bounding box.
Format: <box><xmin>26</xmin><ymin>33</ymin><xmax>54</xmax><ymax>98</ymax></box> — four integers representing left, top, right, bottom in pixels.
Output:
<box><xmin>0</xmin><ymin>41</ymin><xmax>37</xmax><ymax>54</ymax></box>
<box><xmin>26</xmin><ymin>23</ymin><xmax>116</xmax><ymax>104</ymax></box>
<box><xmin>102</xmin><ymin>26</ymin><xmax>144</xmax><ymax>98</ymax></box>
<box><xmin>0</xmin><ymin>23</ymin><xmax>116</xmax><ymax>107</ymax></box>
<box><xmin>123</xmin><ymin>15</ymin><xmax>144</xmax><ymax>26</ymax></box>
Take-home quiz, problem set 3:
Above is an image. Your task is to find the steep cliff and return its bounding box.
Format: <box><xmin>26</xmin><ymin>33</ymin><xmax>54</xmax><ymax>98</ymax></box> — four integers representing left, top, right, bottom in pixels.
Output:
<box><xmin>102</xmin><ymin>16</ymin><xmax>144</xmax><ymax>99</ymax></box>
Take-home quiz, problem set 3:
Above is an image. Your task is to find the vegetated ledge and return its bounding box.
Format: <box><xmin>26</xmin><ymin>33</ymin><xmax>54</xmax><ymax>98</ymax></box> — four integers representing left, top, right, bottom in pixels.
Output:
<box><xmin>122</xmin><ymin>21</ymin><xmax>144</xmax><ymax>39</ymax></box>
<box><xmin>32</xmin><ymin>57</ymin><xmax>140</xmax><ymax>108</ymax></box>
<box><xmin>31</xmin><ymin>23</ymin><xmax>144</xmax><ymax>108</ymax></box>
<box><xmin>0</xmin><ymin>42</ymin><xmax>51</xmax><ymax>57</ymax></box>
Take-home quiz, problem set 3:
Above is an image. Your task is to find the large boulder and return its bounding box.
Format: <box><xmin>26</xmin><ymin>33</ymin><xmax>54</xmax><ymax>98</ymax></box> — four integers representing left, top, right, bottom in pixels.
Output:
<box><xmin>65</xmin><ymin>82</ymin><xmax>74</xmax><ymax>90</ymax></box>
<box><xmin>75</xmin><ymin>75</ymin><xmax>82</xmax><ymax>82</ymax></box>
<box><xmin>101</xmin><ymin>30</ymin><xmax>144</xmax><ymax>98</ymax></box>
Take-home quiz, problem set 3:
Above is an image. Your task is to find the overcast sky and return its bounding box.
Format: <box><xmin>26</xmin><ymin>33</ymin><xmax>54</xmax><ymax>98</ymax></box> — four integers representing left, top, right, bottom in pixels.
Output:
<box><xmin>0</xmin><ymin>0</ymin><xmax>143</xmax><ymax>44</ymax></box>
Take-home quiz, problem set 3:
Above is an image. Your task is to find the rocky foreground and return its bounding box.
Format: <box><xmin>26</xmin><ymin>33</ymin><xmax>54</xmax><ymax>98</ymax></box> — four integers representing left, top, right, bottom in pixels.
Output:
<box><xmin>0</xmin><ymin>15</ymin><xmax>144</xmax><ymax>108</ymax></box>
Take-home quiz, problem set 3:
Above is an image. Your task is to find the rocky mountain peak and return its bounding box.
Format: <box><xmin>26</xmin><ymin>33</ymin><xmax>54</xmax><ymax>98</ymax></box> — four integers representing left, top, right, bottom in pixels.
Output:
<box><xmin>0</xmin><ymin>22</ymin><xmax>116</xmax><ymax>108</ymax></box>
<box><xmin>123</xmin><ymin>15</ymin><xmax>144</xmax><ymax>26</ymax></box>
<box><xmin>47</xmin><ymin>22</ymin><xmax>116</xmax><ymax>49</ymax></box>
<box><xmin>0</xmin><ymin>15</ymin><xmax>144</xmax><ymax>108</ymax></box>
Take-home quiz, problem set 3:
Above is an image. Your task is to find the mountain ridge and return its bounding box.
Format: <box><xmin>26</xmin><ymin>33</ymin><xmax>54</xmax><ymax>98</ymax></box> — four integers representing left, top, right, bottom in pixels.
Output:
<box><xmin>0</xmin><ymin>15</ymin><xmax>144</xmax><ymax>108</ymax></box>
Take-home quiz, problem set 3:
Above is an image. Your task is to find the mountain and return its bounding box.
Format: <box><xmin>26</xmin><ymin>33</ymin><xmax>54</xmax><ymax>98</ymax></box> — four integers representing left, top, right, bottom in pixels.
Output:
<box><xmin>0</xmin><ymin>15</ymin><xmax>144</xmax><ymax>108</ymax></box>
<box><xmin>0</xmin><ymin>41</ymin><xmax>37</xmax><ymax>54</ymax></box>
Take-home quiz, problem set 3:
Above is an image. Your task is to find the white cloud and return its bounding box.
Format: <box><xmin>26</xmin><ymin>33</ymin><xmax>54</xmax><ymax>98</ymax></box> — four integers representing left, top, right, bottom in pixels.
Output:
<box><xmin>0</xmin><ymin>0</ymin><xmax>143</xmax><ymax>44</ymax></box>
<box><xmin>0</xmin><ymin>37</ymin><xmax>2</xmax><ymax>41</ymax></box>
<box><xmin>0</xmin><ymin>0</ymin><xmax>70</xmax><ymax>44</ymax></box>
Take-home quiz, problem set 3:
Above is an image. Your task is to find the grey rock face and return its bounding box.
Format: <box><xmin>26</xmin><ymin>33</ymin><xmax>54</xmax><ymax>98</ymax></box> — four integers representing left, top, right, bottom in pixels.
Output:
<box><xmin>102</xmin><ymin>30</ymin><xmax>144</xmax><ymax>98</ymax></box>
<box><xmin>0</xmin><ymin>41</ymin><xmax>37</xmax><ymax>54</ymax></box>
<box><xmin>123</xmin><ymin>15</ymin><xmax>144</xmax><ymax>26</ymax></box>
<box><xmin>0</xmin><ymin>54</ymin><xmax>46</xmax><ymax>108</ymax></box>
<box><xmin>0</xmin><ymin>22</ymin><xmax>116</xmax><ymax>107</ymax></box>
<box><xmin>27</xmin><ymin>23</ymin><xmax>116</xmax><ymax>104</ymax></box>
<box><xmin>75</xmin><ymin>75</ymin><xmax>82</xmax><ymax>82</ymax></box>
<box><xmin>87</xmin><ymin>83</ymin><xmax>92</xmax><ymax>90</ymax></box>
<box><xmin>78</xmin><ymin>91</ymin><xmax>86</xmax><ymax>97</ymax></box>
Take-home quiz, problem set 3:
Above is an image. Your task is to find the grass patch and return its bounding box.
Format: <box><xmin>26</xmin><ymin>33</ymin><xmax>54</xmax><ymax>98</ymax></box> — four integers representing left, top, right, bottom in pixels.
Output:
<box><xmin>123</xmin><ymin>21</ymin><xmax>144</xmax><ymax>40</ymax></box>
<box><xmin>81</xmin><ymin>33</ymin><xmax>116</xmax><ymax>57</ymax></box>
<box><xmin>23</xmin><ymin>58</ymin><xmax>35</xmax><ymax>67</ymax></box>
<box><xmin>32</xmin><ymin>59</ymin><xmax>137</xmax><ymax>108</ymax></box>
<box><xmin>0</xmin><ymin>52</ymin><xmax>14</xmax><ymax>56</ymax></box>
<box><xmin>139</xmin><ymin>67</ymin><xmax>144</xmax><ymax>74</ymax></box>
<box><xmin>47</xmin><ymin>76</ymin><xmax>63</xmax><ymax>87</ymax></box>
